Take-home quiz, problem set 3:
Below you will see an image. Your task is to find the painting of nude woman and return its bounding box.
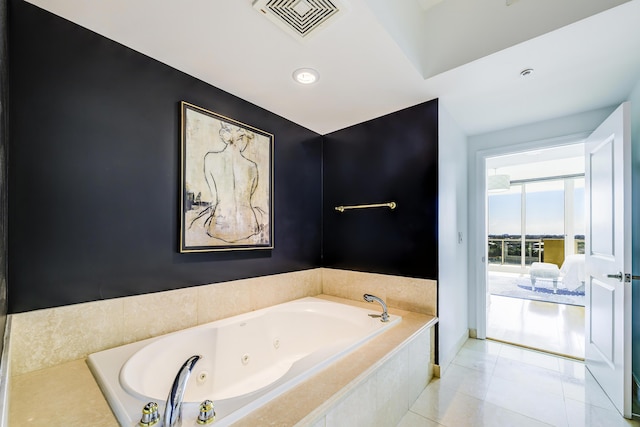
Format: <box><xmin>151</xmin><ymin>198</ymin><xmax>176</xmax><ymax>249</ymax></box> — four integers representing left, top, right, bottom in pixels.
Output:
<box><xmin>180</xmin><ymin>102</ymin><xmax>273</xmax><ymax>252</ymax></box>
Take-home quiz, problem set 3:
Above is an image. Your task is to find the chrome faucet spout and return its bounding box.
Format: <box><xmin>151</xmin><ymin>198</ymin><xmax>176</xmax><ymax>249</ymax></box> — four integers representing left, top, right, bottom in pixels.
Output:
<box><xmin>363</xmin><ymin>293</ymin><xmax>389</xmax><ymax>322</ymax></box>
<box><xmin>164</xmin><ymin>355</ymin><xmax>201</xmax><ymax>427</ymax></box>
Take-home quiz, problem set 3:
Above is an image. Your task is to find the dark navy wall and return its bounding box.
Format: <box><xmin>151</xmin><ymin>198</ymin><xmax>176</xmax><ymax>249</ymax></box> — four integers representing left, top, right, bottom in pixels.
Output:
<box><xmin>8</xmin><ymin>0</ymin><xmax>322</xmax><ymax>313</ymax></box>
<box><xmin>0</xmin><ymin>0</ymin><xmax>8</xmax><ymax>350</ymax></box>
<box><xmin>8</xmin><ymin>1</ymin><xmax>440</xmax><ymax>314</ymax></box>
<box><xmin>322</xmin><ymin>101</ymin><xmax>439</xmax><ymax>279</ymax></box>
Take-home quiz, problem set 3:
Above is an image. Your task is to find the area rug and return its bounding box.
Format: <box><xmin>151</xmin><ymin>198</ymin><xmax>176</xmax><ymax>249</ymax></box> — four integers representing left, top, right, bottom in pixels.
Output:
<box><xmin>488</xmin><ymin>273</ymin><xmax>585</xmax><ymax>306</ymax></box>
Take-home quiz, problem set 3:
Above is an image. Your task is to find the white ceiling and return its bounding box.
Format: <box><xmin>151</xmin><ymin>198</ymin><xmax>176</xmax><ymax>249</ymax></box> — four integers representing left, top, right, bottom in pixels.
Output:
<box><xmin>24</xmin><ymin>0</ymin><xmax>640</xmax><ymax>136</ymax></box>
<box><xmin>487</xmin><ymin>143</ymin><xmax>585</xmax><ymax>182</ymax></box>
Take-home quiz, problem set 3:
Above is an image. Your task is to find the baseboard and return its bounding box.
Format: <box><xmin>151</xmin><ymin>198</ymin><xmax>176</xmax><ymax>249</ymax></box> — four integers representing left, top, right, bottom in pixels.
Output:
<box><xmin>438</xmin><ymin>328</ymin><xmax>469</xmax><ymax>373</ymax></box>
<box><xmin>469</xmin><ymin>328</ymin><xmax>477</xmax><ymax>338</ymax></box>
<box><xmin>433</xmin><ymin>364</ymin><xmax>441</xmax><ymax>378</ymax></box>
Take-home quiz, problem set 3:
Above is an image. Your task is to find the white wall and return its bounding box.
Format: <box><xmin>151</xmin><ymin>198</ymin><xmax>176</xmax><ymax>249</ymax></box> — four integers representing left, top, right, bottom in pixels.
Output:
<box><xmin>629</xmin><ymin>78</ymin><xmax>640</xmax><ymax>385</ymax></box>
<box><xmin>438</xmin><ymin>104</ymin><xmax>469</xmax><ymax>369</ymax></box>
<box><xmin>466</xmin><ymin>106</ymin><xmax>616</xmax><ymax>336</ymax></box>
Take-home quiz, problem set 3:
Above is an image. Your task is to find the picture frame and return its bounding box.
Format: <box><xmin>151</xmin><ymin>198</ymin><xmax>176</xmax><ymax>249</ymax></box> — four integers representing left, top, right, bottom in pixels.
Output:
<box><xmin>180</xmin><ymin>101</ymin><xmax>274</xmax><ymax>252</ymax></box>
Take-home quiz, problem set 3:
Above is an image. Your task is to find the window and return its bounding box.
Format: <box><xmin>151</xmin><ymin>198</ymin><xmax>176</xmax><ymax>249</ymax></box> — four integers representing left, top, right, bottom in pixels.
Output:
<box><xmin>488</xmin><ymin>176</ymin><xmax>584</xmax><ymax>269</ymax></box>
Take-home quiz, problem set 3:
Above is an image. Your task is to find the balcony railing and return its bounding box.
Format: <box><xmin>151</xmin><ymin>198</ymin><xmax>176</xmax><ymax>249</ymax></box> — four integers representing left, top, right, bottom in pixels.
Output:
<box><xmin>488</xmin><ymin>237</ymin><xmax>584</xmax><ymax>267</ymax></box>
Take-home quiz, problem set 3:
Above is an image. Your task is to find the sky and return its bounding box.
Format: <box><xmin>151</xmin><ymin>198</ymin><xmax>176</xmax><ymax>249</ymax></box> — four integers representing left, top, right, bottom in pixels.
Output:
<box><xmin>488</xmin><ymin>180</ymin><xmax>585</xmax><ymax>236</ymax></box>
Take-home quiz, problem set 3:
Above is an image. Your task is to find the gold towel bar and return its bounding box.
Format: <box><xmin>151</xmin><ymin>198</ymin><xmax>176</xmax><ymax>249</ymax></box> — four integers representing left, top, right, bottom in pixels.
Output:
<box><xmin>335</xmin><ymin>202</ymin><xmax>396</xmax><ymax>213</ymax></box>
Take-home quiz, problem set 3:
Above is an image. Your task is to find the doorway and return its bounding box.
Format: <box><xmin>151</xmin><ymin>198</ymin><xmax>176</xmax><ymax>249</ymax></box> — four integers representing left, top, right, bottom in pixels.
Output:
<box><xmin>484</xmin><ymin>144</ymin><xmax>586</xmax><ymax>359</ymax></box>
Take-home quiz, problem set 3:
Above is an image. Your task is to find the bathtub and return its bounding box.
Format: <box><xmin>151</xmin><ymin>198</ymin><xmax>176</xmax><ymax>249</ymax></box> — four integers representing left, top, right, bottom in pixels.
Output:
<box><xmin>87</xmin><ymin>296</ymin><xmax>401</xmax><ymax>426</ymax></box>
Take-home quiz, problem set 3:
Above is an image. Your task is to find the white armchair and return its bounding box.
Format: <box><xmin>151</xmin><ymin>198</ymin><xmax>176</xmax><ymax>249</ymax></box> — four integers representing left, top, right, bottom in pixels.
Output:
<box><xmin>560</xmin><ymin>254</ymin><xmax>585</xmax><ymax>291</ymax></box>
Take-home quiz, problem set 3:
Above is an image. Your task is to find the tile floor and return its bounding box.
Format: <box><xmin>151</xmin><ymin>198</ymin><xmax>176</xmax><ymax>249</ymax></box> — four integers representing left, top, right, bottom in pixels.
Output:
<box><xmin>487</xmin><ymin>294</ymin><xmax>585</xmax><ymax>359</ymax></box>
<box><xmin>397</xmin><ymin>338</ymin><xmax>640</xmax><ymax>427</ymax></box>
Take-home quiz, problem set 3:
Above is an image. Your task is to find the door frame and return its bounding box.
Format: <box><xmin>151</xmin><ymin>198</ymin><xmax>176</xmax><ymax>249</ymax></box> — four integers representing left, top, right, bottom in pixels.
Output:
<box><xmin>472</xmin><ymin>133</ymin><xmax>590</xmax><ymax>339</ymax></box>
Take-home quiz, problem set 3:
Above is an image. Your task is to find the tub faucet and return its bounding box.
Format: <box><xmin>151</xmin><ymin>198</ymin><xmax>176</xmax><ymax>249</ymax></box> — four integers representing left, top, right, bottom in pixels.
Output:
<box><xmin>363</xmin><ymin>294</ymin><xmax>389</xmax><ymax>322</ymax></box>
<box><xmin>164</xmin><ymin>355</ymin><xmax>201</xmax><ymax>427</ymax></box>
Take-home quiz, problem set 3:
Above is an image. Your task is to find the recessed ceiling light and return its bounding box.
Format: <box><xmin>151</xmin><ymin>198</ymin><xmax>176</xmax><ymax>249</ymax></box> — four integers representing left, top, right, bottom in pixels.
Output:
<box><xmin>520</xmin><ymin>68</ymin><xmax>534</xmax><ymax>77</ymax></box>
<box><xmin>293</xmin><ymin>68</ymin><xmax>319</xmax><ymax>85</ymax></box>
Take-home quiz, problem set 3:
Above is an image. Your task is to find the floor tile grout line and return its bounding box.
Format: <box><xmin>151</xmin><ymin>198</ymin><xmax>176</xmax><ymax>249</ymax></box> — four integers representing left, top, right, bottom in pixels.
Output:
<box><xmin>400</xmin><ymin>338</ymin><xmax>640</xmax><ymax>427</ymax></box>
<box><xmin>488</xmin><ymin>336</ymin><xmax>585</xmax><ymax>362</ymax></box>
<box><xmin>406</xmin><ymin>409</ymin><xmax>446</xmax><ymax>426</ymax></box>
<box><xmin>462</xmin><ymin>340</ymin><xmax>575</xmax><ymax>426</ymax></box>
<box><xmin>490</xmin><ymin>367</ymin><xmax>560</xmax><ymax>424</ymax></box>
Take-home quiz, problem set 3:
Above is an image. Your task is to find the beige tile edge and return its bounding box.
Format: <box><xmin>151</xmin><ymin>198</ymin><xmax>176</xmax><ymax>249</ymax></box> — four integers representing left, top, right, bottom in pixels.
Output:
<box><xmin>319</xmin><ymin>267</ymin><xmax>437</xmax><ymax>316</ymax></box>
<box><xmin>0</xmin><ymin>316</ymin><xmax>12</xmax><ymax>427</ymax></box>
<box><xmin>9</xmin><ymin>298</ymin><xmax>125</xmax><ymax>376</ymax></box>
<box><xmin>10</xmin><ymin>359</ymin><xmax>118</xmax><ymax>426</ymax></box>
<box><xmin>9</xmin><ymin>267</ymin><xmax>438</xmax><ymax>376</ymax></box>
<box><xmin>9</xmin><ymin>269</ymin><xmax>323</xmax><ymax>376</ymax></box>
<box><xmin>291</xmin><ymin>309</ymin><xmax>438</xmax><ymax>426</ymax></box>
<box><xmin>433</xmin><ymin>364</ymin><xmax>441</xmax><ymax>378</ymax></box>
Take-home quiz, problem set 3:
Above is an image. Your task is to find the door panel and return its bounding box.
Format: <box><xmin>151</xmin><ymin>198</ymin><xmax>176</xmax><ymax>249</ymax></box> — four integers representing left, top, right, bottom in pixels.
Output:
<box><xmin>584</xmin><ymin>102</ymin><xmax>631</xmax><ymax>418</ymax></box>
<box><xmin>589</xmin><ymin>137</ymin><xmax>614</xmax><ymax>256</ymax></box>
<box><xmin>589</xmin><ymin>278</ymin><xmax>615</xmax><ymax>366</ymax></box>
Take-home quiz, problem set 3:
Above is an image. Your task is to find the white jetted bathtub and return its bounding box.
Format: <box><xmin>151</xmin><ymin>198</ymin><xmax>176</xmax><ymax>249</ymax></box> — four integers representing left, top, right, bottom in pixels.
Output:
<box><xmin>87</xmin><ymin>296</ymin><xmax>401</xmax><ymax>426</ymax></box>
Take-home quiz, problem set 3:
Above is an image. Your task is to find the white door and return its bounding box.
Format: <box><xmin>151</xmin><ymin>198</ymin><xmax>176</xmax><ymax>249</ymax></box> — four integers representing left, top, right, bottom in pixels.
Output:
<box><xmin>584</xmin><ymin>102</ymin><xmax>632</xmax><ymax>418</ymax></box>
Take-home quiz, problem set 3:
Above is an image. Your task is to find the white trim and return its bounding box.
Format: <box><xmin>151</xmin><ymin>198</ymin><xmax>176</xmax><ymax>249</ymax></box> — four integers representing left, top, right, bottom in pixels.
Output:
<box><xmin>564</xmin><ymin>178</ymin><xmax>576</xmax><ymax>256</ymax></box>
<box><xmin>473</xmin><ymin>151</ymin><xmax>488</xmax><ymax>338</ymax></box>
<box><xmin>520</xmin><ymin>182</ymin><xmax>526</xmax><ymax>269</ymax></box>
<box><xmin>472</xmin><ymin>132</ymin><xmax>589</xmax><ymax>340</ymax></box>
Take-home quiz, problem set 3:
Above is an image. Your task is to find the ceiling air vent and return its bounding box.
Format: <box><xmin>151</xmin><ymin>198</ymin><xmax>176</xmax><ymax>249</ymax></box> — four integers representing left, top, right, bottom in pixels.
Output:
<box><xmin>253</xmin><ymin>0</ymin><xmax>344</xmax><ymax>40</ymax></box>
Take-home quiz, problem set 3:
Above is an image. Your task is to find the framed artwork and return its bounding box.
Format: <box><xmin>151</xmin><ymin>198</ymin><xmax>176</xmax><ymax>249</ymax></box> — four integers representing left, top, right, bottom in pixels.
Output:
<box><xmin>180</xmin><ymin>101</ymin><xmax>274</xmax><ymax>252</ymax></box>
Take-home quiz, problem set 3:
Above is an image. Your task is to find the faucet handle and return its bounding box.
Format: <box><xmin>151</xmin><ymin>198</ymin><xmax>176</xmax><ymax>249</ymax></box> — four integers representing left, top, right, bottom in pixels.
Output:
<box><xmin>139</xmin><ymin>402</ymin><xmax>160</xmax><ymax>426</ymax></box>
<box><xmin>197</xmin><ymin>400</ymin><xmax>216</xmax><ymax>425</ymax></box>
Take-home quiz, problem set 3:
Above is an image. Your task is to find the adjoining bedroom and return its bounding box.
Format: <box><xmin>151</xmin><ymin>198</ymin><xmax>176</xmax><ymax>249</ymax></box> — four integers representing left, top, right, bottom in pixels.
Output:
<box><xmin>486</xmin><ymin>143</ymin><xmax>586</xmax><ymax>359</ymax></box>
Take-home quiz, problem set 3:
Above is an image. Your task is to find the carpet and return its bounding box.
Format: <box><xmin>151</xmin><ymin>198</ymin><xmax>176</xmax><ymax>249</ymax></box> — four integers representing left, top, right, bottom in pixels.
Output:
<box><xmin>488</xmin><ymin>273</ymin><xmax>585</xmax><ymax>306</ymax></box>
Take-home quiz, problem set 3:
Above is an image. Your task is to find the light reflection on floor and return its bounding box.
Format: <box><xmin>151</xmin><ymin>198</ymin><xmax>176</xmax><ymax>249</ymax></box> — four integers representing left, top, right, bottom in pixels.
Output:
<box><xmin>487</xmin><ymin>294</ymin><xmax>585</xmax><ymax>359</ymax></box>
<box><xmin>397</xmin><ymin>339</ymin><xmax>640</xmax><ymax>427</ymax></box>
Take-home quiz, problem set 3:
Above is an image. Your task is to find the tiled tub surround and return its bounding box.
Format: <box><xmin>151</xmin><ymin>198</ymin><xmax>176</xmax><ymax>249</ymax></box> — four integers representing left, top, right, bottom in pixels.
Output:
<box><xmin>9</xmin><ymin>269</ymin><xmax>323</xmax><ymax>376</ymax></box>
<box><xmin>270</xmin><ymin>304</ymin><xmax>435</xmax><ymax>427</ymax></box>
<box><xmin>88</xmin><ymin>297</ymin><xmax>403</xmax><ymax>426</ymax></box>
<box><xmin>321</xmin><ymin>269</ymin><xmax>437</xmax><ymax>316</ymax></box>
<box><xmin>8</xmin><ymin>268</ymin><xmax>437</xmax><ymax>425</ymax></box>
